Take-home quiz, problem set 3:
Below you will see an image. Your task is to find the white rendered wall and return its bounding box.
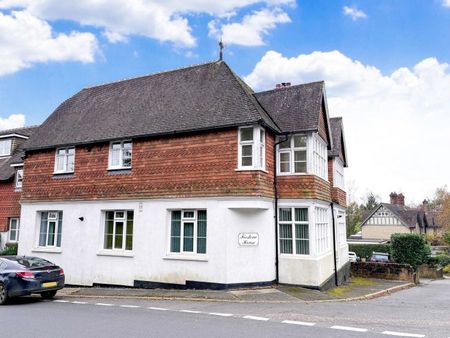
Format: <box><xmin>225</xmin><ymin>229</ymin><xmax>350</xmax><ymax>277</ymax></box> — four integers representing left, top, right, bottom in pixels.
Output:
<box><xmin>18</xmin><ymin>197</ymin><xmax>275</xmax><ymax>287</ymax></box>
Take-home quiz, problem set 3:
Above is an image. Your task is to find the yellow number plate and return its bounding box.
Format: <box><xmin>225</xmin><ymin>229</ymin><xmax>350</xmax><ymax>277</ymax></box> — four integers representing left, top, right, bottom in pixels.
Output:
<box><xmin>42</xmin><ymin>282</ymin><xmax>57</xmax><ymax>288</ymax></box>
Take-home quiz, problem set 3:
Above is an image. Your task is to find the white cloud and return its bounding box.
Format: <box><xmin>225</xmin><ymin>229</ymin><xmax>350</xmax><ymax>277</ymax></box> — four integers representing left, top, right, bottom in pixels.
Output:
<box><xmin>245</xmin><ymin>50</ymin><xmax>450</xmax><ymax>203</ymax></box>
<box><xmin>0</xmin><ymin>0</ymin><xmax>294</xmax><ymax>48</ymax></box>
<box><xmin>0</xmin><ymin>11</ymin><xmax>97</xmax><ymax>76</ymax></box>
<box><xmin>0</xmin><ymin>114</ymin><xmax>25</xmax><ymax>130</ymax></box>
<box><xmin>209</xmin><ymin>8</ymin><xmax>291</xmax><ymax>46</ymax></box>
<box><xmin>343</xmin><ymin>6</ymin><xmax>367</xmax><ymax>21</ymax></box>
<box><xmin>443</xmin><ymin>0</ymin><xmax>450</xmax><ymax>7</ymax></box>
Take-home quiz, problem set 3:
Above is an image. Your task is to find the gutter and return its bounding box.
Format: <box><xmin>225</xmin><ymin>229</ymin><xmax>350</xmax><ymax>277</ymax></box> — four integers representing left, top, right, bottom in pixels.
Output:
<box><xmin>273</xmin><ymin>134</ymin><xmax>289</xmax><ymax>284</ymax></box>
<box><xmin>330</xmin><ymin>202</ymin><xmax>338</xmax><ymax>286</ymax></box>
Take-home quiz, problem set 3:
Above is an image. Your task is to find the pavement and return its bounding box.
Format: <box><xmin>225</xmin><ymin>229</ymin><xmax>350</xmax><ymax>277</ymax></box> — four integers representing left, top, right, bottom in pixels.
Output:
<box><xmin>58</xmin><ymin>277</ymin><xmax>414</xmax><ymax>303</ymax></box>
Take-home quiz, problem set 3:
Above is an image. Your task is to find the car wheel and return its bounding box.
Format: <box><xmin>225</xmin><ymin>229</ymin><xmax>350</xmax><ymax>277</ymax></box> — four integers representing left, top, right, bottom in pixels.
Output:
<box><xmin>0</xmin><ymin>283</ymin><xmax>8</xmax><ymax>305</ymax></box>
<box><xmin>40</xmin><ymin>290</ymin><xmax>58</xmax><ymax>299</ymax></box>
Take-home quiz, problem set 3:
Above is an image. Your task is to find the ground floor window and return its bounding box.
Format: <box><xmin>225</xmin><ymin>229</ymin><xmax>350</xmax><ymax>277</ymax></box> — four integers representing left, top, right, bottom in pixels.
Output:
<box><xmin>279</xmin><ymin>208</ymin><xmax>310</xmax><ymax>255</ymax></box>
<box><xmin>315</xmin><ymin>207</ymin><xmax>329</xmax><ymax>254</ymax></box>
<box><xmin>170</xmin><ymin>210</ymin><xmax>207</xmax><ymax>254</ymax></box>
<box><xmin>9</xmin><ymin>218</ymin><xmax>19</xmax><ymax>242</ymax></box>
<box><xmin>39</xmin><ymin>211</ymin><xmax>63</xmax><ymax>247</ymax></box>
<box><xmin>104</xmin><ymin>211</ymin><xmax>134</xmax><ymax>251</ymax></box>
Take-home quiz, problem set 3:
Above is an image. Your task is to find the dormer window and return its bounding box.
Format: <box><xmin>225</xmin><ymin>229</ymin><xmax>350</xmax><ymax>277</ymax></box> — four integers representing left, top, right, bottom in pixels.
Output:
<box><xmin>0</xmin><ymin>139</ymin><xmax>12</xmax><ymax>156</ymax></box>
<box><xmin>238</xmin><ymin>126</ymin><xmax>265</xmax><ymax>170</ymax></box>
<box><xmin>54</xmin><ymin>147</ymin><xmax>75</xmax><ymax>174</ymax></box>
<box><xmin>109</xmin><ymin>140</ymin><xmax>132</xmax><ymax>170</ymax></box>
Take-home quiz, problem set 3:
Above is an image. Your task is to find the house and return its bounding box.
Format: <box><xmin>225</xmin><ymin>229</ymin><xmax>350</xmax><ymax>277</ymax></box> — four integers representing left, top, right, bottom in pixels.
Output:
<box><xmin>361</xmin><ymin>192</ymin><xmax>440</xmax><ymax>241</ymax></box>
<box><xmin>18</xmin><ymin>61</ymin><xmax>350</xmax><ymax>290</ymax></box>
<box><xmin>0</xmin><ymin>126</ymin><xmax>37</xmax><ymax>250</ymax></box>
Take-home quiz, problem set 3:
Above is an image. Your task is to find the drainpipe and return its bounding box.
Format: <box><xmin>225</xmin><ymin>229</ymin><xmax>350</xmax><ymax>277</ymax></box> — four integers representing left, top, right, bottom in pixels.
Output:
<box><xmin>330</xmin><ymin>202</ymin><xmax>339</xmax><ymax>286</ymax></box>
<box><xmin>273</xmin><ymin>135</ymin><xmax>289</xmax><ymax>284</ymax></box>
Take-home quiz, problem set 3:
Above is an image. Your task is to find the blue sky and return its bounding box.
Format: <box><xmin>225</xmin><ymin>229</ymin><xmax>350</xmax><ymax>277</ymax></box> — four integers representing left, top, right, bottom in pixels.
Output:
<box><xmin>0</xmin><ymin>0</ymin><xmax>449</xmax><ymax>203</ymax></box>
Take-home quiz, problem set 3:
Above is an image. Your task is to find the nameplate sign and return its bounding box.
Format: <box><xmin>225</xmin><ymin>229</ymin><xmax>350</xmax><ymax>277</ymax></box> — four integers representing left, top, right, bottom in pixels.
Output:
<box><xmin>238</xmin><ymin>233</ymin><xmax>259</xmax><ymax>246</ymax></box>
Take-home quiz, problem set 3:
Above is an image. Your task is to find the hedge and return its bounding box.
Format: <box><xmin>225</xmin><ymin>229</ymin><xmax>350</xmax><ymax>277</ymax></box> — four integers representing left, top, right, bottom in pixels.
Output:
<box><xmin>391</xmin><ymin>233</ymin><xmax>429</xmax><ymax>270</ymax></box>
<box><xmin>348</xmin><ymin>244</ymin><xmax>391</xmax><ymax>260</ymax></box>
<box><xmin>0</xmin><ymin>243</ymin><xmax>17</xmax><ymax>256</ymax></box>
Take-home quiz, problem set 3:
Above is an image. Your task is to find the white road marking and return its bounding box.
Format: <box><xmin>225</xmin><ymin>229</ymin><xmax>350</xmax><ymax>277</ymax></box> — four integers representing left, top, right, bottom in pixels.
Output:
<box><xmin>53</xmin><ymin>300</ymin><xmax>69</xmax><ymax>303</ymax></box>
<box><xmin>331</xmin><ymin>325</ymin><xmax>368</xmax><ymax>332</ymax></box>
<box><xmin>179</xmin><ymin>310</ymin><xmax>201</xmax><ymax>314</ymax></box>
<box><xmin>71</xmin><ymin>301</ymin><xmax>87</xmax><ymax>304</ymax></box>
<box><xmin>282</xmin><ymin>320</ymin><xmax>316</xmax><ymax>327</ymax></box>
<box><xmin>382</xmin><ymin>331</ymin><xmax>425</xmax><ymax>337</ymax></box>
<box><xmin>209</xmin><ymin>312</ymin><xmax>233</xmax><ymax>317</ymax></box>
<box><xmin>243</xmin><ymin>315</ymin><xmax>269</xmax><ymax>321</ymax></box>
<box><xmin>119</xmin><ymin>305</ymin><xmax>140</xmax><ymax>308</ymax></box>
<box><xmin>95</xmin><ymin>303</ymin><xmax>114</xmax><ymax>306</ymax></box>
<box><xmin>148</xmin><ymin>307</ymin><xmax>168</xmax><ymax>311</ymax></box>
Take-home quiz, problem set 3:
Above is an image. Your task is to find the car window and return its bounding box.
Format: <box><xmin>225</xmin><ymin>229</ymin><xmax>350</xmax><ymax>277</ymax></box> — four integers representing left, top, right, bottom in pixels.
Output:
<box><xmin>7</xmin><ymin>257</ymin><xmax>54</xmax><ymax>268</ymax></box>
<box><xmin>0</xmin><ymin>260</ymin><xmax>6</xmax><ymax>271</ymax></box>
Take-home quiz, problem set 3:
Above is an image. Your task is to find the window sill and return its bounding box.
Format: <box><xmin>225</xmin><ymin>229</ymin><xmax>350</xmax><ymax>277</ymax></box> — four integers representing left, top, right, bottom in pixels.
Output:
<box><xmin>107</xmin><ymin>167</ymin><xmax>132</xmax><ymax>171</ymax></box>
<box><xmin>14</xmin><ymin>188</ymin><xmax>22</xmax><ymax>192</ymax></box>
<box><xmin>32</xmin><ymin>247</ymin><xmax>62</xmax><ymax>254</ymax></box>
<box><xmin>163</xmin><ymin>254</ymin><xmax>208</xmax><ymax>262</ymax></box>
<box><xmin>97</xmin><ymin>250</ymin><xmax>134</xmax><ymax>258</ymax></box>
<box><xmin>235</xmin><ymin>168</ymin><xmax>268</xmax><ymax>173</ymax></box>
<box><xmin>52</xmin><ymin>173</ymin><xmax>75</xmax><ymax>179</ymax></box>
<box><xmin>107</xmin><ymin>168</ymin><xmax>132</xmax><ymax>175</ymax></box>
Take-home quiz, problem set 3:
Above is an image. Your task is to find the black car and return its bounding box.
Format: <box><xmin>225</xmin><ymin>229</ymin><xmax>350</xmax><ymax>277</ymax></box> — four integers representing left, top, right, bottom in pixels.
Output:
<box><xmin>0</xmin><ymin>256</ymin><xmax>65</xmax><ymax>305</ymax></box>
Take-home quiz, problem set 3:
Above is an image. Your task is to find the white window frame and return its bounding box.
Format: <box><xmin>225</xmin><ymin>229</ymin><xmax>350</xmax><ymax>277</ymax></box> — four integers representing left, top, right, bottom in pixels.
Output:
<box><xmin>169</xmin><ymin>209</ymin><xmax>207</xmax><ymax>255</ymax></box>
<box><xmin>15</xmin><ymin>169</ymin><xmax>23</xmax><ymax>189</ymax></box>
<box><xmin>277</xmin><ymin>135</ymin><xmax>308</xmax><ymax>175</ymax></box>
<box><xmin>103</xmin><ymin>210</ymin><xmax>134</xmax><ymax>252</ymax></box>
<box><xmin>315</xmin><ymin>207</ymin><xmax>330</xmax><ymax>255</ymax></box>
<box><xmin>237</xmin><ymin>126</ymin><xmax>266</xmax><ymax>170</ymax></box>
<box><xmin>333</xmin><ymin>158</ymin><xmax>345</xmax><ymax>190</ymax></box>
<box><xmin>38</xmin><ymin>211</ymin><xmax>62</xmax><ymax>248</ymax></box>
<box><xmin>108</xmin><ymin>140</ymin><xmax>132</xmax><ymax>170</ymax></box>
<box><xmin>278</xmin><ymin>207</ymin><xmax>311</xmax><ymax>256</ymax></box>
<box><xmin>54</xmin><ymin>147</ymin><xmax>75</xmax><ymax>174</ymax></box>
<box><xmin>0</xmin><ymin>139</ymin><xmax>12</xmax><ymax>157</ymax></box>
<box><xmin>337</xmin><ymin>210</ymin><xmax>347</xmax><ymax>247</ymax></box>
<box><xmin>8</xmin><ymin>218</ymin><xmax>20</xmax><ymax>242</ymax></box>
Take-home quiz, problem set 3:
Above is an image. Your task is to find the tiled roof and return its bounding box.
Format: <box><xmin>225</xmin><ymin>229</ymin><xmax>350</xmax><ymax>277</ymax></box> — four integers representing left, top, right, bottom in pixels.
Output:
<box><xmin>25</xmin><ymin>61</ymin><xmax>280</xmax><ymax>151</ymax></box>
<box><xmin>0</xmin><ymin>125</ymin><xmax>37</xmax><ymax>138</ymax></box>
<box><xmin>329</xmin><ymin>117</ymin><xmax>347</xmax><ymax>166</ymax></box>
<box><xmin>254</xmin><ymin>81</ymin><xmax>325</xmax><ymax>134</ymax></box>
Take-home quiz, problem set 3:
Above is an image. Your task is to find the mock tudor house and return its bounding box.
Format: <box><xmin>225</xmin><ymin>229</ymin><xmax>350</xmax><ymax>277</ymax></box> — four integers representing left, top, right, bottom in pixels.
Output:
<box><xmin>361</xmin><ymin>192</ymin><xmax>440</xmax><ymax>241</ymax></box>
<box><xmin>0</xmin><ymin>126</ymin><xmax>37</xmax><ymax>250</ymax></box>
<box><xmin>18</xmin><ymin>61</ymin><xmax>350</xmax><ymax>290</ymax></box>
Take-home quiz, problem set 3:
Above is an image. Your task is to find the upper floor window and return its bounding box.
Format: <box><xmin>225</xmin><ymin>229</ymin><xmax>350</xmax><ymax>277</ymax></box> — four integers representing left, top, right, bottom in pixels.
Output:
<box><xmin>238</xmin><ymin>126</ymin><xmax>265</xmax><ymax>170</ymax></box>
<box><xmin>0</xmin><ymin>139</ymin><xmax>12</xmax><ymax>156</ymax></box>
<box><xmin>55</xmin><ymin>147</ymin><xmax>75</xmax><ymax>174</ymax></box>
<box><xmin>15</xmin><ymin>169</ymin><xmax>23</xmax><ymax>189</ymax></box>
<box><xmin>39</xmin><ymin>211</ymin><xmax>63</xmax><ymax>248</ymax></box>
<box><xmin>277</xmin><ymin>133</ymin><xmax>328</xmax><ymax>180</ymax></box>
<box><xmin>109</xmin><ymin>140</ymin><xmax>132</xmax><ymax>169</ymax></box>
<box><xmin>333</xmin><ymin>158</ymin><xmax>345</xmax><ymax>190</ymax></box>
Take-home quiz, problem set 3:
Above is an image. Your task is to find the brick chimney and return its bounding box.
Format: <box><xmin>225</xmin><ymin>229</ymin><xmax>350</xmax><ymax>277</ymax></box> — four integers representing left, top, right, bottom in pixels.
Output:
<box><xmin>390</xmin><ymin>192</ymin><xmax>405</xmax><ymax>206</ymax></box>
<box><xmin>276</xmin><ymin>82</ymin><xmax>291</xmax><ymax>89</ymax></box>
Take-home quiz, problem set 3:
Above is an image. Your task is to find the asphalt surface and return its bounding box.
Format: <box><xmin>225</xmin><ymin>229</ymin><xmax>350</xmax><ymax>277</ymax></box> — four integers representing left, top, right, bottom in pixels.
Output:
<box><xmin>0</xmin><ymin>279</ymin><xmax>449</xmax><ymax>338</ymax></box>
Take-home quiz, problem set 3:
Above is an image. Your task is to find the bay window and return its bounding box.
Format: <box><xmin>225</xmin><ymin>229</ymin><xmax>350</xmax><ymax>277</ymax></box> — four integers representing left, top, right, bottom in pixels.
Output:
<box><xmin>277</xmin><ymin>133</ymin><xmax>328</xmax><ymax>180</ymax></box>
<box><xmin>170</xmin><ymin>210</ymin><xmax>207</xmax><ymax>254</ymax></box>
<box><xmin>333</xmin><ymin>158</ymin><xmax>345</xmax><ymax>189</ymax></box>
<box><xmin>238</xmin><ymin>126</ymin><xmax>265</xmax><ymax>170</ymax></box>
<box><xmin>0</xmin><ymin>139</ymin><xmax>11</xmax><ymax>156</ymax></box>
<box><xmin>279</xmin><ymin>207</ymin><xmax>310</xmax><ymax>255</ymax></box>
<box><xmin>315</xmin><ymin>207</ymin><xmax>330</xmax><ymax>255</ymax></box>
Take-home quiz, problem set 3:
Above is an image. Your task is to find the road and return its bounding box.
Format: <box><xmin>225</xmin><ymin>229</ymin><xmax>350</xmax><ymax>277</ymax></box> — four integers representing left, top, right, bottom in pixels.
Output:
<box><xmin>0</xmin><ymin>279</ymin><xmax>449</xmax><ymax>338</ymax></box>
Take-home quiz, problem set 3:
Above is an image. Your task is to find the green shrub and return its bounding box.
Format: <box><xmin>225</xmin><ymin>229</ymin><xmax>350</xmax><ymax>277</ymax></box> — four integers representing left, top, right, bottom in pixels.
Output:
<box><xmin>436</xmin><ymin>254</ymin><xmax>450</xmax><ymax>267</ymax></box>
<box><xmin>0</xmin><ymin>243</ymin><xmax>18</xmax><ymax>256</ymax></box>
<box><xmin>425</xmin><ymin>256</ymin><xmax>440</xmax><ymax>267</ymax></box>
<box><xmin>390</xmin><ymin>233</ymin><xmax>429</xmax><ymax>270</ymax></box>
<box><xmin>348</xmin><ymin>244</ymin><xmax>391</xmax><ymax>260</ymax></box>
<box><xmin>443</xmin><ymin>264</ymin><xmax>450</xmax><ymax>274</ymax></box>
<box><xmin>443</xmin><ymin>232</ymin><xmax>450</xmax><ymax>246</ymax></box>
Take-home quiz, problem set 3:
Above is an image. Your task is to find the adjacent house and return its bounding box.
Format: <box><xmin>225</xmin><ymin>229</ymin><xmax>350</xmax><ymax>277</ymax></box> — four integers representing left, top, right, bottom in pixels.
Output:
<box><xmin>18</xmin><ymin>61</ymin><xmax>350</xmax><ymax>290</ymax></box>
<box><xmin>361</xmin><ymin>192</ymin><xmax>440</xmax><ymax>241</ymax></box>
<box><xmin>0</xmin><ymin>126</ymin><xmax>37</xmax><ymax>250</ymax></box>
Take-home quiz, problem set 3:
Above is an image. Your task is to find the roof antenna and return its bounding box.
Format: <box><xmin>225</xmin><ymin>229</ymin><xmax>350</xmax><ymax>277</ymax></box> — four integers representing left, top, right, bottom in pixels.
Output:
<box><xmin>219</xmin><ymin>37</ymin><xmax>224</xmax><ymax>61</ymax></box>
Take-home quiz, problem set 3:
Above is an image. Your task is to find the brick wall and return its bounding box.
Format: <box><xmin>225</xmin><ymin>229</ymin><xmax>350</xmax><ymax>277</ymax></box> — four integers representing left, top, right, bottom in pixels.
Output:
<box><xmin>0</xmin><ymin>179</ymin><xmax>21</xmax><ymax>232</ymax></box>
<box><xmin>327</xmin><ymin>158</ymin><xmax>347</xmax><ymax>207</ymax></box>
<box><xmin>277</xmin><ymin>175</ymin><xmax>332</xmax><ymax>201</ymax></box>
<box><xmin>22</xmin><ymin>128</ymin><xmax>276</xmax><ymax>202</ymax></box>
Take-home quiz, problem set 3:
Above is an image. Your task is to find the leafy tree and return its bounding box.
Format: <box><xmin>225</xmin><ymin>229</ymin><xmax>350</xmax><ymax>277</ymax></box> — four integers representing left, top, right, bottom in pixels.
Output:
<box><xmin>346</xmin><ymin>201</ymin><xmax>362</xmax><ymax>236</ymax></box>
<box><xmin>429</xmin><ymin>185</ymin><xmax>449</xmax><ymax>211</ymax></box>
